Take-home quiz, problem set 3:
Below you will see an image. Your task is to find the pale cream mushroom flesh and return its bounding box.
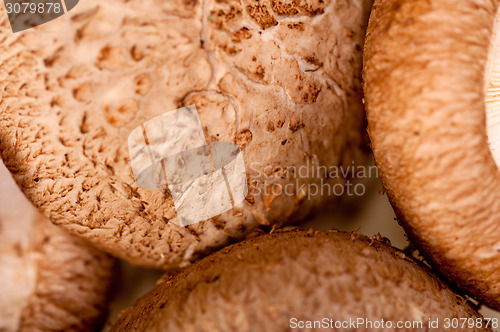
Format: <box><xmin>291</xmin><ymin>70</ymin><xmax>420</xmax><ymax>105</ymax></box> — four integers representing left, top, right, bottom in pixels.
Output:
<box><xmin>486</xmin><ymin>9</ymin><xmax>500</xmax><ymax>164</ymax></box>
<box><xmin>0</xmin><ymin>165</ymin><xmax>38</xmax><ymax>331</ymax></box>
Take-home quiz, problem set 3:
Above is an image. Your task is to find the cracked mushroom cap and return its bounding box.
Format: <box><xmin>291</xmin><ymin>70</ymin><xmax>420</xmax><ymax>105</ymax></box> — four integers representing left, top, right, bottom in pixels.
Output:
<box><xmin>0</xmin><ymin>163</ymin><xmax>115</xmax><ymax>332</ymax></box>
<box><xmin>0</xmin><ymin>0</ymin><xmax>372</xmax><ymax>270</ymax></box>
<box><xmin>112</xmin><ymin>229</ymin><xmax>487</xmax><ymax>332</ymax></box>
<box><xmin>363</xmin><ymin>0</ymin><xmax>500</xmax><ymax>310</ymax></box>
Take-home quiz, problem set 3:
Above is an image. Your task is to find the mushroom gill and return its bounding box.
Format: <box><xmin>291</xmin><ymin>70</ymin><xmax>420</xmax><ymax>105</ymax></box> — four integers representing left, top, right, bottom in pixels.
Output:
<box><xmin>486</xmin><ymin>10</ymin><xmax>500</xmax><ymax>164</ymax></box>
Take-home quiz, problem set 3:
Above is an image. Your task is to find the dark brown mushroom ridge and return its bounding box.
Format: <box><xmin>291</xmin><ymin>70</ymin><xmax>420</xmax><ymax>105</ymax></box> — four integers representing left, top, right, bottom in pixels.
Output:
<box><xmin>363</xmin><ymin>0</ymin><xmax>500</xmax><ymax>310</ymax></box>
<box><xmin>112</xmin><ymin>229</ymin><xmax>486</xmax><ymax>332</ymax></box>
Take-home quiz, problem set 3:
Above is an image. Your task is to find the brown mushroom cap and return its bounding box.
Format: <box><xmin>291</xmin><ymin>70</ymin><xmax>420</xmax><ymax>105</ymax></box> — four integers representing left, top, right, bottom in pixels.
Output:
<box><xmin>363</xmin><ymin>0</ymin><xmax>500</xmax><ymax>309</ymax></box>
<box><xmin>0</xmin><ymin>164</ymin><xmax>115</xmax><ymax>331</ymax></box>
<box><xmin>0</xmin><ymin>0</ymin><xmax>371</xmax><ymax>269</ymax></box>
<box><xmin>112</xmin><ymin>229</ymin><xmax>486</xmax><ymax>332</ymax></box>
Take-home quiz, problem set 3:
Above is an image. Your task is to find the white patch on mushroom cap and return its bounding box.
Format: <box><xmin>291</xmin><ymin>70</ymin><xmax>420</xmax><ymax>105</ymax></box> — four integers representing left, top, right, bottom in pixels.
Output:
<box><xmin>485</xmin><ymin>7</ymin><xmax>500</xmax><ymax>166</ymax></box>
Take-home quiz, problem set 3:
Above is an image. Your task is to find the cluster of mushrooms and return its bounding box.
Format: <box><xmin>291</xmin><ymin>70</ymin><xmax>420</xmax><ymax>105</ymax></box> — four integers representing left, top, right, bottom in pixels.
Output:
<box><xmin>1</xmin><ymin>0</ymin><xmax>500</xmax><ymax>330</ymax></box>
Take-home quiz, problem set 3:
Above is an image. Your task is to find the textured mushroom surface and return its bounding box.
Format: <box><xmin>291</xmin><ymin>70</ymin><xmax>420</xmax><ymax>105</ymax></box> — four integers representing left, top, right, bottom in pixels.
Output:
<box><xmin>0</xmin><ymin>163</ymin><xmax>115</xmax><ymax>332</ymax></box>
<box><xmin>0</xmin><ymin>0</ymin><xmax>371</xmax><ymax>269</ymax></box>
<box><xmin>112</xmin><ymin>229</ymin><xmax>487</xmax><ymax>332</ymax></box>
<box><xmin>364</xmin><ymin>0</ymin><xmax>500</xmax><ymax>309</ymax></box>
<box><xmin>486</xmin><ymin>4</ymin><xmax>500</xmax><ymax>164</ymax></box>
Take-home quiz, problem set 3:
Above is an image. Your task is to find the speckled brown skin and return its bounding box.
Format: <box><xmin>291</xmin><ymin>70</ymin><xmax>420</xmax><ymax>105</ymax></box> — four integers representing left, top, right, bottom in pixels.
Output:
<box><xmin>0</xmin><ymin>0</ymin><xmax>371</xmax><ymax>270</ymax></box>
<box><xmin>363</xmin><ymin>0</ymin><xmax>500</xmax><ymax>310</ymax></box>
<box><xmin>112</xmin><ymin>229</ymin><xmax>487</xmax><ymax>332</ymax></box>
<box><xmin>0</xmin><ymin>164</ymin><xmax>115</xmax><ymax>332</ymax></box>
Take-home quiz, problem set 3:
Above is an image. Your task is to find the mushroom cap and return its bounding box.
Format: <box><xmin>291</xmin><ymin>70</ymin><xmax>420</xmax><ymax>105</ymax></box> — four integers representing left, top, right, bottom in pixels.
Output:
<box><xmin>112</xmin><ymin>229</ymin><xmax>486</xmax><ymax>332</ymax></box>
<box><xmin>0</xmin><ymin>0</ymin><xmax>371</xmax><ymax>269</ymax></box>
<box><xmin>363</xmin><ymin>0</ymin><xmax>500</xmax><ymax>309</ymax></box>
<box><xmin>0</xmin><ymin>163</ymin><xmax>115</xmax><ymax>332</ymax></box>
